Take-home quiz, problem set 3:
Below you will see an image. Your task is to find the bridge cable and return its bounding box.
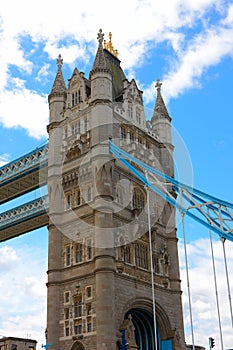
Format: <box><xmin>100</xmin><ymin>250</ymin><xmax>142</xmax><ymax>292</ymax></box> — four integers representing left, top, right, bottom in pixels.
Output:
<box><xmin>109</xmin><ymin>140</ymin><xmax>233</xmax><ymax>344</ymax></box>
<box><xmin>208</xmin><ymin>215</ymin><xmax>224</xmax><ymax>350</ymax></box>
<box><xmin>145</xmin><ymin>172</ymin><xmax>158</xmax><ymax>350</ymax></box>
<box><xmin>180</xmin><ymin>201</ymin><xmax>195</xmax><ymax>350</ymax></box>
<box><xmin>220</xmin><ymin>238</ymin><xmax>233</xmax><ymax>328</ymax></box>
<box><xmin>109</xmin><ymin>140</ymin><xmax>233</xmax><ymax>242</ymax></box>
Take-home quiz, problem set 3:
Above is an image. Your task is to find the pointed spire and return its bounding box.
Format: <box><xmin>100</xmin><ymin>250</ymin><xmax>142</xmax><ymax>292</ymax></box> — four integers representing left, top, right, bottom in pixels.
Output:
<box><xmin>50</xmin><ymin>54</ymin><xmax>67</xmax><ymax>94</ymax></box>
<box><xmin>90</xmin><ymin>29</ymin><xmax>111</xmax><ymax>77</ymax></box>
<box><xmin>152</xmin><ymin>79</ymin><xmax>170</xmax><ymax>121</ymax></box>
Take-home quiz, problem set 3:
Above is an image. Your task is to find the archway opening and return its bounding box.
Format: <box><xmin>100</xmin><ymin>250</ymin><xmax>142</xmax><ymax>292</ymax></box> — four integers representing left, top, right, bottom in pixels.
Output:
<box><xmin>70</xmin><ymin>341</ymin><xmax>85</xmax><ymax>350</ymax></box>
<box><xmin>124</xmin><ymin>308</ymin><xmax>172</xmax><ymax>350</ymax></box>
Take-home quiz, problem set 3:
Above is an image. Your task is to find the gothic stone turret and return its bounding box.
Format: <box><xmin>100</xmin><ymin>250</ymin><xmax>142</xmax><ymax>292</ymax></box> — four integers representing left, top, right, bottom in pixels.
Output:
<box><xmin>46</xmin><ymin>29</ymin><xmax>186</xmax><ymax>350</ymax></box>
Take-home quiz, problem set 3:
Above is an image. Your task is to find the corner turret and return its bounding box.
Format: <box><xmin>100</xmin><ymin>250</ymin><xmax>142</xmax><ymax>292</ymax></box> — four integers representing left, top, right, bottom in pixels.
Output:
<box><xmin>89</xmin><ymin>29</ymin><xmax>112</xmax><ymax>103</ymax></box>
<box><xmin>48</xmin><ymin>54</ymin><xmax>67</xmax><ymax>125</ymax></box>
<box><xmin>151</xmin><ymin>79</ymin><xmax>172</xmax><ymax>144</ymax></box>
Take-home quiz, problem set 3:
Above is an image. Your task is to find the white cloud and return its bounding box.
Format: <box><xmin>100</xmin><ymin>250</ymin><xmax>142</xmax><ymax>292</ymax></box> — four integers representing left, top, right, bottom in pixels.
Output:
<box><xmin>0</xmin><ymin>241</ymin><xmax>47</xmax><ymax>344</ymax></box>
<box><xmin>178</xmin><ymin>238</ymin><xmax>233</xmax><ymax>348</ymax></box>
<box><xmin>0</xmin><ymin>246</ymin><xmax>18</xmax><ymax>271</ymax></box>
<box><xmin>0</xmin><ymin>81</ymin><xmax>48</xmax><ymax>139</ymax></box>
<box><xmin>144</xmin><ymin>4</ymin><xmax>233</xmax><ymax>103</ymax></box>
<box><xmin>0</xmin><ymin>153</ymin><xmax>10</xmax><ymax>166</ymax></box>
<box><xmin>0</xmin><ymin>1</ymin><xmax>233</xmax><ymax>346</ymax></box>
<box><xmin>0</xmin><ymin>0</ymin><xmax>232</xmax><ymax>138</ymax></box>
<box><xmin>36</xmin><ymin>64</ymin><xmax>50</xmax><ymax>83</ymax></box>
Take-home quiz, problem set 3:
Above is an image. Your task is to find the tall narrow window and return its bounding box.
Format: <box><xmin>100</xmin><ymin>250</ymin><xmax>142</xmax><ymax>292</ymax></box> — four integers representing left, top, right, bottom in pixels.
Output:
<box><xmin>75</xmin><ymin>91</ymin><xmax>78</xmax><ymax>105</ymax></box>
<box><xmin>135</xmin><ymin>243</ymin><xmax>148</xmax><ymax>269</ymax></box>
<box><xmin>71</xmin><ymin>123</ymin><xmax>76</xmax><ymax>135</ymax></box>
<box><xmin>64</xmin><ymin>291</ymin><xmax>70</xmax><ymax>303</ymax></box>
<box><xmin>75</xmin><ymin>188</ymin><xmax>81</xmax><ymax>206</ymax></box>
<box><xmin>64</xmin><ymin>308</ymin><xmax>69</xmax><ymax>319</ymax></box>
<box><xmin>77</xmin><ymin>121</ymin><xmax>80</xmax><ymax>134</ymax></box>
<box><xmin>75</xmin><ymin>243</ymin><xmax>83</xmax><ymax>263</ymax></box>
<box><xmin>74</xmin><ymin>323</ymin><xmax>82</xmax><ymax>335</ymax></box>
<box><xmin>86</xmin><ymin>286</ymin><xmax>92</xmax><ymax>298</ymax></box>
<box><xmin>153</xmin><ymin>255</ymin><xmax>159</xmax><ymax>274</ymax></box>
<box><xmin>136</xmin><ymin>107</ymin><xmax>141</xmax><ymax>124</ymax></box>
<box><xmin>87</xmin><ymin>321</ymin><xmax>92</xmax><ymax>333</ymax></box>
<box><xmin>120</xmin><ymin>126</ymin><xmax>127</xmax><ymax>140</ymax></box>
<box><xmin>74</xmin><ymin>296</ymin><xmax>82</xmax><ymax>318</ymax></box>
<box><xmin>86</xmin><ymin>239</ymin><xmax>93</xmax><ymax>260</ymax></box>
<box><xmin>128</xmin><ymin>102</ymin><xmax>133</xmax><ymax>118</ymax></box>
<box><xmin>132</xmin><ymin>188</ymin><xmax>145</xmax><ymax>212</ymax></box>
<box><xmin>129</xmin><ymin>130</ymin><xmax>135</xmax><ymax>141</ymax></box>
<box><xmin>65</xmin><ymin>322</ymin><xmax>69</xmax><ymax>336</ymax></box>
<box><xmin>65</xmin><ymin>192</ymin><xmax>72</xmax><ymax>210</ymax></box>
<box><xmin>86</xmin><ymin>303</ymin><xmax>92</xmax><ymax>316</ymax></box>
<box><xmin>124</xmin><ymin>245</ymin><xmax>131</xmax><ymax>264</ymax></box>
<box><xmin>65</xmin><ymin>245</ymin><xmax>71</xmax><ymax>266</ymax></box>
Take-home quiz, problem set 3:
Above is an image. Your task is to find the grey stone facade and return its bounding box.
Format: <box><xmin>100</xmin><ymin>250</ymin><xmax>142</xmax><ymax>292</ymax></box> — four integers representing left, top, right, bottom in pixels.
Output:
<box><xmin>46</xmin><ymin>30</ymin><xmax>186</xmax><ymax>350</ymax></box>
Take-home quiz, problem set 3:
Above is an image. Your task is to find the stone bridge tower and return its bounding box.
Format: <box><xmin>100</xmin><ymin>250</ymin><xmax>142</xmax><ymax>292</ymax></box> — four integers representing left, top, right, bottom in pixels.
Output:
<box><xmin>46</xmin><ymin>30</ymin><xmax>186</xmax><ymax>350</ymax></box>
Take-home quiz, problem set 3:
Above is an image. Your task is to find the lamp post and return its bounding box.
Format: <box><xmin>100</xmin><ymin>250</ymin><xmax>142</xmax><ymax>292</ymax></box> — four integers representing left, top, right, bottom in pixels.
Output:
<box><xmin>42</xmin><ymin>328</ymin><xmax>52</xmax><ymax>350</ymax></box>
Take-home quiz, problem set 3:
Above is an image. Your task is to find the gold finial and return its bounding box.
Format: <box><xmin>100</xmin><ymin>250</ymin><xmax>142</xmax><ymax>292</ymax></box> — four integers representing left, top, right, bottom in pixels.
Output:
<box><xmin>104</xmin><ymin>32</ymin><xmax>118</xmax><ymax>58</ymax></box>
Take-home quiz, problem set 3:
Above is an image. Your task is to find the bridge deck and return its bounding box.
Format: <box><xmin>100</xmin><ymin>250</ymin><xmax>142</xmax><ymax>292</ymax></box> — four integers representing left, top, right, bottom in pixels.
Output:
<box><xmin>0</xmin><ymin>144</ymin><xmax>48</xmax><ymax>204</ymax></box>
<box><xmin>0</xmin><ymin>196</ymin><xmax>49</xmax><ymax>242</ymax></box>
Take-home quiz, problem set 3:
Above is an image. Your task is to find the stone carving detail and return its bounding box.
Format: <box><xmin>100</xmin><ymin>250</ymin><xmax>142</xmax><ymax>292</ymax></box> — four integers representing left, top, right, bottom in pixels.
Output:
<box><xmin>120</xmin><ymin>314</ymin><xmax>138</xmax><ymax>349</ymax></box>
<box><xmin>95</xmin><ymin>161</ymin><xmax>114</xmax><ymax>197</ymax></box>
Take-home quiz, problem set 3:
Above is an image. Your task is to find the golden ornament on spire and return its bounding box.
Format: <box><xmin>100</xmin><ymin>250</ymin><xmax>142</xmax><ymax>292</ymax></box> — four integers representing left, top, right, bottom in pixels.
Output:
<box><xmin>104</xmin><ymin>32</ymin><xmax>118</xmax><ymax>58</ymax></box>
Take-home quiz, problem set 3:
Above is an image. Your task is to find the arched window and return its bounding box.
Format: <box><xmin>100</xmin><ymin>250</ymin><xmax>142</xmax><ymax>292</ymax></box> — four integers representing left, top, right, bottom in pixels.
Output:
<box><xmin>71</xmin><ymin>341</ymin><xmax>85</xmax><ymax>350</ymax></box>
<box><xmin>132</xmin><ymin>188</ymin><xmax>145</xmax><ymax>212</ymax></box>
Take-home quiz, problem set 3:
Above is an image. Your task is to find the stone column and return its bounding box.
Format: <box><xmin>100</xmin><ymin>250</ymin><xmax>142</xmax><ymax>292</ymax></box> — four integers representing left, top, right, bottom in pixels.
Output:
<box><xmin>94</xmin><ymin>159</ymin><xmax>116</xmax><ymax>350</ymax></box>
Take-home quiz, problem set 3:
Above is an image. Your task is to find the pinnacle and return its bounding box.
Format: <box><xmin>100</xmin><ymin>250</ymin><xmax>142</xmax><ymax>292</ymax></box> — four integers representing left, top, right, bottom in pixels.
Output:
<box><xmin>152</xmin><ymin>79</ymin><xmax>170</xmax><ymax>121</ymax></box>
<box><xmin>50</xmin><ymin>54</ymin><xmax>67</xmax><ymax>94</ymax></box>
<box><xmin>90</xmin><ymin>29</ymin><xmax>111</xmax><ymax>77</ymax></box>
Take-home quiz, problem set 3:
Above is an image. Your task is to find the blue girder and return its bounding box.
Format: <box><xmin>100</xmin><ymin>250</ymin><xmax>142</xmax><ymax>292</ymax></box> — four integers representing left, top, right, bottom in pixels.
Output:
<box><xmin>109</xmin><ymin>140</ymin><xmax>233</xmax><ymax>242</ymax></box>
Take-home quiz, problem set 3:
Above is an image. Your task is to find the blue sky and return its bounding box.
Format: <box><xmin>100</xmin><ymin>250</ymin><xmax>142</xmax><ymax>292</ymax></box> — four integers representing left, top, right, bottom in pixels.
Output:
<box><xmin>0</xmin><ymin>0</ymin><xmax>233</xmax><ymax>348</ymax></box>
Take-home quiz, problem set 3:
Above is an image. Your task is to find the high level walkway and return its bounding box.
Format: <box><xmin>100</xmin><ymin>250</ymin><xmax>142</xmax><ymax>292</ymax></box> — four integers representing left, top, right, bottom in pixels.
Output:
<box><xmin>0</xmin><ymin>144</ymin><xmax>48</xmax><ymax>204</ymax></box>
<box><xmin>0</xmin><ymin>196</ymin><xmax>49</xmax><ymax>242</ymax></box>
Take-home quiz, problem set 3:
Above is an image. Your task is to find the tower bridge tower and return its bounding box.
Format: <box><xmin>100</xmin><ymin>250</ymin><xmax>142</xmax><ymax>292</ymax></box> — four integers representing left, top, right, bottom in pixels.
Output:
<box><xmin>46</xmin><ymin>30</ymin><xmax>186</xmax><ymax>350</ymax></box>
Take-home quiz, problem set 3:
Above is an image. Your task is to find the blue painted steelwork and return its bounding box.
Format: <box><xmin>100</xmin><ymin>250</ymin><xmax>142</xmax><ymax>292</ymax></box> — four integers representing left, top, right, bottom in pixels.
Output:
<box><xmin>126</xmin><ymin>309</ymin><xmax>159</xmax><ymax>350</ymax></box>
<box><xmin>0</xmin><ymin>143</ymin><xmax>48</xmax><ymax>185</ymax></box>
<box><xmin>161</xmin><ymin>339</ymin><xmax>172</xmax><ymax>350</ymax></box>
<box><xmin>109</xmin><ymin>140</ymin><xmax>233</xmax><ymax>242</ymax></box>
<box><xmin>120</xmin><ymin>330</ymin><xmax>127</xmax><ymax>350</ymax></box>
<box><xmin>132</xmin><ymin>316</ymin><xmax>144</xmax><ymax>350</ymax></box>
<box><xmin>0</xmin><ymin>195</ymin><xmax>49</xmax><ymax>230</ymax></box>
